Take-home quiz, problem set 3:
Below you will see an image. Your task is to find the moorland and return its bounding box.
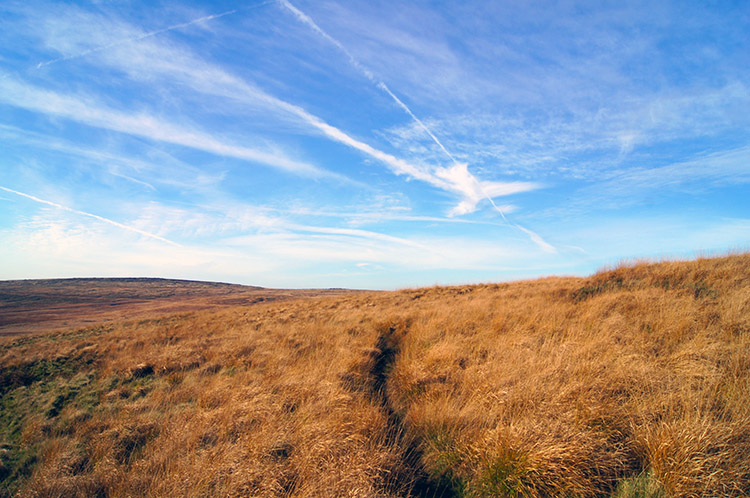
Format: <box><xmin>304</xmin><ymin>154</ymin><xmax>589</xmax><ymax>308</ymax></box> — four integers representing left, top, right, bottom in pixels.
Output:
<box><xmin>0</xmin><ymin>278</ymin><xmax>353</xmax><ymax>336</ymax></box>
<box><xmin>1</xmin><ymin>253</ymin><xmax>748</xmax><ymax>497</ymax></box>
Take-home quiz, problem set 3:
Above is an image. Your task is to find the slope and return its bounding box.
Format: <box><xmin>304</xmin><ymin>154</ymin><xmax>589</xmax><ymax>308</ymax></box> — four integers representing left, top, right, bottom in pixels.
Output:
<box><xmin>1</xmin><ymin>253</ymin><xmax>748</xmax><ymax>497</ymax></box>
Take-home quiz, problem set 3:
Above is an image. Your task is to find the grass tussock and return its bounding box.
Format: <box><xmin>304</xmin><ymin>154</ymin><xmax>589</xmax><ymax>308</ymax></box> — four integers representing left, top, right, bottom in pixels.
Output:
<box><xmin>1</xmin><ymin>253</ymin><xmax>749</xmax><ymax>497</ymax></box>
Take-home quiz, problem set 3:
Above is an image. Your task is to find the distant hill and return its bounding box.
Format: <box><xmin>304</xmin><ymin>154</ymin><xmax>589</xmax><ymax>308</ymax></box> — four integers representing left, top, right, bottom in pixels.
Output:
<box><xmin>0</xmin><ymin>277</ymin><xmax>357</xmax><ymax>335</ymax></box>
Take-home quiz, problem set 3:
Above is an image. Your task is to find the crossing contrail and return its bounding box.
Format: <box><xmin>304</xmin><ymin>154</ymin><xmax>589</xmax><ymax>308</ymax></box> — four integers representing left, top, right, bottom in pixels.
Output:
<box><xmin>276</xmin><ymin>0</ymin><xmax>458</xmax><ymax>164</ymax></box>
<box><xmin>0</xmin><ymin>186</ymin><xmax>181</xmax><ymax>246</ymax></box>
<box><xmin>34</xmin><ymin>3</ymin><xmax>273</xmax><ymax>70</ymax></box>
<box><xmin>376</xmin><ymin>81</ymin><xmax>460</xmax><ymax>164</ymax></box>
<box><xmin>277</xmin><ymin>0</ymin><xmax>557</xmax><ymax>253</ymax></box>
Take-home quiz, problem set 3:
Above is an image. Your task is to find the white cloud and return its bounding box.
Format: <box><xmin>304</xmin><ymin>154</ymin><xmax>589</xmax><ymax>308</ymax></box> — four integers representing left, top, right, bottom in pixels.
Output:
<box><xmin>433</xmin><ymin>162</ymin><xmax>537</xmax><ymax>216</ymax></box>
<box><xmin>605</xmin><ymin>146</ymin><xmax>750</xmax><ymax>189</ymax></box>
<box><xmin>0</xmin><ymin>186</ymin><xmax>180</xmax><ymax>246</ymax></box>
<box><xmin>0</xmin><ymin>221</ymin><xmax>266</xmax><ymax>283</ymax></box>
<box><xmin>278</xmin><ymin>0</ymin><xmax>458</xmax><ymax>164</ymax></box>
<box><xmin>5</xmin><ymin>1</ymin><xmax>744</xmax><ymax>286</ymax></box>
<box><xmin>0</xmin><ymin>200</ymin><xmax>563</xmax><ymax>287</ymax></box>
<box><xmin>129</xmin><ymin>202</ymin><xmax>282</xmax><ymax>239</ymax></box>
<box><xmin>536</xmin><ymin>145</ymin><xmax>750</xmax><ymax>219</ymax></box>
<box><xmin>276</xmin><ymin>0</ymin><xmax>542</xmax><ymax>221</ymax></box>
<box><xmin>35</xmin><ymin>8</ymin><xmax>240</xmax><ymax>70</ymax></box>
<box><xmin>382</xmin><ymin>80</ymin><xmax>750</xmax><ymax>182</ymax></box>
<box><xmin>0</xmin><ymin>77</ymin><xmax>337</xmax><ymax>179</ymax></box>
<box><xmin>0</xmin><ymin>123</ymin><xmax>224</xmax><ymax>193</ymax></box>
<box><xmin>21</xmin><ymin>6</ymin><xmax>540</xmax><ymax>216</ymax></box>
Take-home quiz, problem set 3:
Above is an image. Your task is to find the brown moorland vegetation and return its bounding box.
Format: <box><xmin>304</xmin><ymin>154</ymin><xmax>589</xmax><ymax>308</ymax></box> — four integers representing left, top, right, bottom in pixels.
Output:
<box><xmin>0</xmin><ymin>278</ymin><xmax>355</xmax><ymax>336</ymax></box>
<box><xmin>1</xmin><ymin>253</ymin><xmax>748</xmax><ymax>497</ymax></box>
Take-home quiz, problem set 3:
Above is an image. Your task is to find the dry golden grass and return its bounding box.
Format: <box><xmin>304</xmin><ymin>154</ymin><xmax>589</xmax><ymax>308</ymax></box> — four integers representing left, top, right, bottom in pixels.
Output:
<box><xmin>1</xmin><ymin>253</ymin><xmax>748</xmax><ymax>497</ymax></box>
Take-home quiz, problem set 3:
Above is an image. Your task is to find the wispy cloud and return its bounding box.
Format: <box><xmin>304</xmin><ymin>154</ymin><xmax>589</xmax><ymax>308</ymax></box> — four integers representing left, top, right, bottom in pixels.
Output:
<box><xmin>286</xmin><ymin>223</ymin><xmax>439</xmax><ymax>254</ymax></box>
<box><xmin>589</xmin><ymin>146</ymin><xmax>750</xmax><ymax>207</ymax></box>
<box><xmin>0</xmin><ymin>185</ymin><xmax>180</xmax><ymax>246</ymax></box>
<box><xmin>7</xmin><ymin>16</ymin><xmax>500</xmax><ymax>206</ymax></box>
<box><xmin>287</xmin><ymin>207</ymin><xmax>519</xmax><ymax>227</ymax></box>
<box><xmin>534</xmin><ymin>145</ymin><xmax>750</xmax><ymax>220</ymax></box>
<box><xmin>30</xmin><ymin>4</ymin><xmax>540</xmax><ymax>216</ymax></box>
<box><xmin>0</xmin><ymin>76</ymin><xmax>337</xmax><ymax>179</ymax></box>
<box><xmin>14</xmin><ymin>6</ymin><xmax>557</xmax><ymax>261</ymax></box>
<box><xmin>0</xmin><ymin>123</ymin><xmax>214</xmax><ymax>192</ymax></box>
<box><xmin>434</xmin><ymin>163</ymin><xmax>556</xmax><ymax>253</ymax></box>
<box><xmin>34</xmin><ymin>8</ymin><xmax>242</xmax><ymax>70</ymax></box>
<box><xmin>277</xmin><ymin>0</ymin><xmax>455</xmax><ymax>163</ymax></box>
<box><xmin>515</xmin><ymin>225</ymin><xmax>557</xmax><ymax>254</ymax></box>
<box><xmin>276</xmin><ymin>0</ymin><xmax>472</xmax><ymax>186</ymax></box>
<box><xmin>0</xmin><ymin>212</ymin><xmax>265</xmax><ymax>282</ymax></box>
<box><xmin>4</xmin><ymin>1</ymin><xmax>744</xmax><ymax>286</ymax></box>
<box><xmin>319</xmin><ymin>1</ymin><xmax>749</xmax><ymax>189</ymax></box>
<box><xmin>0</xmin><ymin>193</ymin><xmax>560</xmax><ymax>287</ymax></box>
<box><xmin>277</xmin><ymin>0</ymin><xmax>554</xmax><ymax>253</ymax></box>
<box><xmin>220</xmin><ymin>229</ymin><xmax>551</xmax><ymax>275</ymax></box>
<box><xmin>278</xmin><ymin>0</ymin><xmax>462</xmax><ymax>167</ymax></box>
<box><xmin>107</xmin><ymin>169</ymin><xmax>156</xmax><ymax>191</ymax></box>
<box><xmin>382</xmin><ymin>80</ymin><xmax>750</xmax><ymax>183</ymax></box>
<box><xmin>125</xmin><ymin>201</ymin><xmax>437</xmax><ymax>255</ymax></box>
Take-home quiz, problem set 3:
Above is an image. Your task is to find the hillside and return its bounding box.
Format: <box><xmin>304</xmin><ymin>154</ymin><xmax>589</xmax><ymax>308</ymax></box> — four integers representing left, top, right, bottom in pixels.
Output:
<box><xmin>1</xmin><ymin>253</ymin><xmax>748</xmax><ymax>497</ymax></box>
<box><xmin>0</xmin><ymin>278</ymin><xmax>355</xmax><ymax>336</ymax></box>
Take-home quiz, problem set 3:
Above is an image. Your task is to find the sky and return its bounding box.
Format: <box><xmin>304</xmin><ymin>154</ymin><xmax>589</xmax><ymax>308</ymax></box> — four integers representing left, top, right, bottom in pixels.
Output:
<box><xmin>1</xmin><ymin>0</ymin><xmax>748</xmax><ymax>289</ymax></box>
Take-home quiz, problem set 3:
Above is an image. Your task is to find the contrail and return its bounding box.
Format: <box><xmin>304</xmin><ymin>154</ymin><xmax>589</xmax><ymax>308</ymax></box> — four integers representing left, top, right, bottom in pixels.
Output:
<box><xmin>0</xmin><ymin>4</ymin><xmax>265</xmax><ymax>80</ymax></box>
<box><xmin>0</xmin><ymin>186</ymin><xmax>181</xmax><ymax>246</ymax></box>
<box><xmin>289</xmin><ymin>224</ymin><xmax>441</xmax><ymax>254</ymax></box>
<box><xmin>276</xmin><ymin>0</ymin><xmax>375</xmax><ymax>80</ymax></box>
<box><xmin>278</xmin><ymin>0</ymin><xmax>557</xmax><ymax>253</ymax></box>
<box><xmin>276</xmin><ymin>0</ymin><xmax>457</xmax><ymax>163</ymax></box>
<box><xmin>34</xmin><ymin>4</ymin><xmax>271</xmax><ymax>69</ymax></box>
<box><xmin>478</xmin><ymin>176</ymin><xmax>557</xmax><ymax>254</ymax></box>
<box><xmin>376</xmin><ymin>82</ymin><xmax>459</xmax><ymax>164</ymax></box>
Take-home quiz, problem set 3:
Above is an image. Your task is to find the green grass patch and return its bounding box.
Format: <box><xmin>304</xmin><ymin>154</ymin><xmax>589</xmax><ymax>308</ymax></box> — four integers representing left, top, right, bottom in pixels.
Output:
<box><xmin>422</xmin><ymin>427</ymin><xmax>467</xmax><ymax>496</ymax></box>
<box><xmin>472</xmin><ymin>449</ymin><xmax>543</xmax><ymax>498</ymax></box>
<box><xmin>611</xmin><ymin>472</ymin><xmax>665</xmax><ymax>498</ymax></box>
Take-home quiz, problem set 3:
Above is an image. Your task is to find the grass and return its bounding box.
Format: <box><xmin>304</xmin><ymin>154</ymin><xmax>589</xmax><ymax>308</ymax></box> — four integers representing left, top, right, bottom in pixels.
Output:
<box><xmin>1</xmin><ymin>252</ymin><xmax>748</xmax><ymax>497</ymax></box>
<box><xmin>611</xmin><ymin>472</ymin><xmax>665</xmax><ymax>498</ymax></box>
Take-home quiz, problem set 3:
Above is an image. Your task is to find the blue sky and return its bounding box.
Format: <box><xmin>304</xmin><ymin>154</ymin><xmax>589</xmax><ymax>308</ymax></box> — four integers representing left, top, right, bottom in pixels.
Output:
<box><xmin>1</xmin><ymin>0</ymin><xmax>748</xmax><ymax>289</ymax></box>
